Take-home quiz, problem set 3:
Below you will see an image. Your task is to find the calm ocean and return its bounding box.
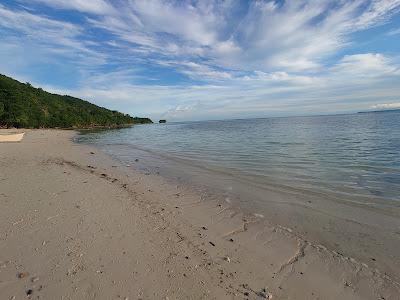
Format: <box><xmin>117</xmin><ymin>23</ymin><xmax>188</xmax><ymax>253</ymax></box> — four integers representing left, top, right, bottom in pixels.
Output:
<box><xmin>77</xmin><ymin>111</ymin><xmax>400</xmax><ymax>205</ymax></box>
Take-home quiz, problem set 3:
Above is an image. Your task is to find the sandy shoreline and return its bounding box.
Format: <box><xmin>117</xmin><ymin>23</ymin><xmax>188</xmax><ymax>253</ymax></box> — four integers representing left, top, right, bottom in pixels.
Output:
<box><xmin>0</xmin><ymin>130</ymin><xmax>399</xmax><ymax>299</ymax></box>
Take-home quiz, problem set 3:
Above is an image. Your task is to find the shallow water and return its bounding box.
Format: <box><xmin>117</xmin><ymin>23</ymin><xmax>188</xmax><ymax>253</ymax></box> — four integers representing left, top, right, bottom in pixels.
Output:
<box><xmin>77</xmin><ymin>111</ymin><xmax>400</xmax><ymax>204</ymax></box>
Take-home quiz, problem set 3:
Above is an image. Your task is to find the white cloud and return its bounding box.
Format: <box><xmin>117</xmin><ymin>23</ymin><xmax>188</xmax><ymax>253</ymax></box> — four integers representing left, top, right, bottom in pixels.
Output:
<box><xmin>354</xmin><ymin>0</ymin><xmax>400</xmax><ymax>29</ymax></box>
<box><xmin>154</xmin><ymin>60</ymin><xmax>233</xmax><ymax>81</ymax></box>
<box><xmin>0</xmin><ymin>4</ymin><xmax>106</xmax><ymax>66</ymax></box>
<box><xmin>39</xmin><ymin>52</ymin><xmax>400</xmax><ymax>121</ymax></box>
<box><xmin>370</xmin><ymin>102</ymin><xmax>400</xmax><ymax>109</ymax></box>
<box><xmin>387</xmin><ymin>27</ymin><xmax>400</xmax><ymax>35</ymax></box>
<box><xmin>225</xmin><ymin>0</ymin><xmax>400</xmax><ymax>71</ymax></box>
<box><xmin>128</xmin><ymin>0</ymin><xmax>220</xmax><ymax>46</ymax></box>
<box><xmin>0</xmin><ymin>4</ymin><xmax>81</xmax><ymax>36</ymax></box>
<box><xmin>79</xmin><ymin>0</ymin><xmax>400</xmax><ymax>74</ymax></box>
<box><xmin>5</xmin><ymin>1</ymin><xmax>400</xmax><ymax>79</ymax></box>
<box><xmin>28</xmin><ymin>0</ymin><xmax>114</xmax><ymax>14</ymax></box>
<box><xmin>330</xmin><ymin>53</ymin><xmax>400</xmax><ymax>78</ymax></box>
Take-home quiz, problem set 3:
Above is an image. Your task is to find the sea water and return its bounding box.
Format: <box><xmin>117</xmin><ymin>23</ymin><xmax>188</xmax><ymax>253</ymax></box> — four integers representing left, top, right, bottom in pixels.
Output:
<box><xmin>77</xmin><ymin>111</ymin><xmax>400</xmax><ymax>204</ymax></box>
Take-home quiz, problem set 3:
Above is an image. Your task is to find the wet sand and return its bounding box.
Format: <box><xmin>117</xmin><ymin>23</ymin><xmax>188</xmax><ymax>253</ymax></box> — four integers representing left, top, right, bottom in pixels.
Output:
<box><xmin>0</xmin><ymin>129</ymin><xmax>399</xmax><ymax>299</ymax></box>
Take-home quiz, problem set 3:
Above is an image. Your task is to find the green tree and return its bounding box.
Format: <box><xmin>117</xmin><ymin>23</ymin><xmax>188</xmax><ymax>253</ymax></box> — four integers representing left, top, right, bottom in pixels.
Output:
<box><xmin>0</xmin><ymin>74</ymin><xmax>153</xmax><ymax>128</ymax></box>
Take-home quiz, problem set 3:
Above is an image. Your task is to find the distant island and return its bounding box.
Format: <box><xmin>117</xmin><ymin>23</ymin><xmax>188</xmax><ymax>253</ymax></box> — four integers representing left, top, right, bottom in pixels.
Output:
<box><xmin>0</xmin><ymin>74</ymin><xmax>152</xmax><ymax>129</ymax></box>
<box><xmin>358</xmin><ymin>108</ymin><xmax>400</xmax><ymax>114</ymax></box>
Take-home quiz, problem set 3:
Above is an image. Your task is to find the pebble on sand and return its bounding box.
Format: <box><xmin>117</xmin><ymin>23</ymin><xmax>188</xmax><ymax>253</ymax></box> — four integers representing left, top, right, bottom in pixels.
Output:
<box><xmin>259</xmin><ymin>288</ymin><xmax>273</xmax><ymax>299</ymax></box>
<box><xmin>17</xmin><ymin>272</ymin><xmax>29</xmax><ymax>279</ymax></box>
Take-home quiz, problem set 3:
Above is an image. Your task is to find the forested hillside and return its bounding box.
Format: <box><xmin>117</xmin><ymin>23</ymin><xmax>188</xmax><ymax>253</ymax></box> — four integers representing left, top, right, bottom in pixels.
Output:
<box><xmin>0</xmin><ymin>74</ymin><xmax>152</xmax><ymax>128</ymax></box>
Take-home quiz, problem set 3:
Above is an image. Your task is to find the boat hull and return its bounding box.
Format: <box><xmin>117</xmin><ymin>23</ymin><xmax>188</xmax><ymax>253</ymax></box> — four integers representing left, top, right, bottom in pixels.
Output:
<box><xmin>0</xmin><ymin>132</ymin><xmax>25</xmax><ymax>142</ymax></box>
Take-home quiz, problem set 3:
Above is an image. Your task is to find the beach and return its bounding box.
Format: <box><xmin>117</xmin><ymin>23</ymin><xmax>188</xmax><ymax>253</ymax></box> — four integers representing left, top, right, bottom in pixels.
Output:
<box><xmin>0</xmin><ymin>130</ymin><xmax>399</xmax><ymax>299</ymax></box>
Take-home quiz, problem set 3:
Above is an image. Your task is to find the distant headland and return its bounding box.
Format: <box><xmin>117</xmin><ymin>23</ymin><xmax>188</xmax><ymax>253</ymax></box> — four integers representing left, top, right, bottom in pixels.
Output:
<box><xmin>0</xmin><ymin>74</ymin><xmax>152</xmax><ymax>129</ymax></box>
<box><xmin>358</xmin><ymin>108</ymin><xmax>400</xmax><ymax>114</ymax></box>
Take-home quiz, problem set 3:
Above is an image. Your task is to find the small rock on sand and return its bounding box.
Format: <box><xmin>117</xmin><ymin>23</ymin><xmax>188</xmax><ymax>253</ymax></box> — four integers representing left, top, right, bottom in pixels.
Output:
<box><xmin>259</xmin><ymin>288</ymin><xmax>272</xmax><ymax>299</ymax></box>
<box><xmin>17</xmin><ymin>272</ymin><xmax>29</xmax><ymax>279</ymax></box>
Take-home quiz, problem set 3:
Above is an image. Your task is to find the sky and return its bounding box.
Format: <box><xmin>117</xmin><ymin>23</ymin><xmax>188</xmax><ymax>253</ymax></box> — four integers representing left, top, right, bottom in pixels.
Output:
<box><xmin>0</xmin><ymin>0</ymin><xmax>400</xmax><ymax>121</ymax></box>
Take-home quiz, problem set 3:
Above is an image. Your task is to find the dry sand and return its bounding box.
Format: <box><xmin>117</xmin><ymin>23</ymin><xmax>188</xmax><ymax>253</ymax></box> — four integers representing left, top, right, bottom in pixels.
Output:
<box><xmin>0</xmin><ymin>129</ymin><xmax>399</xmax><ymax>299</ymax></box>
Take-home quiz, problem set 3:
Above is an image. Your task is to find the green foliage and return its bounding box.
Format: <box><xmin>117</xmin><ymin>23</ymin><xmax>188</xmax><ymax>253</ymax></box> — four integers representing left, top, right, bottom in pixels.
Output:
<box><xmin>0</xmin><ymin>74</ymin><xmax>152</xmax><ymax>128</ymax></box>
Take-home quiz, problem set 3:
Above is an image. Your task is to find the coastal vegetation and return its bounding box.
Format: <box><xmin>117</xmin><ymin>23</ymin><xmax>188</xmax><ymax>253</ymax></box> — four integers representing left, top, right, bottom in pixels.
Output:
<box><xmin>0</xmin><ymin>74</ymin><xmax>152</xmax><ymax>128</ymax></box>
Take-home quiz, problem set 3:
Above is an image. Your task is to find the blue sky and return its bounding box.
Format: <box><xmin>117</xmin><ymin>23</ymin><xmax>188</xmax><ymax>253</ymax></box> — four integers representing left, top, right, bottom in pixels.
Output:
<box><xmin>0</xmin><ymin>0</ymin><xmax>400</xmax><ymax>121</ymax></box>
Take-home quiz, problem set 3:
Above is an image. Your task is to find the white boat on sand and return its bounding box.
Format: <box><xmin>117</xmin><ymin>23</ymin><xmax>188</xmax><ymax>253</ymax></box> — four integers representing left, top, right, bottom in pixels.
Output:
<box><xmin>0</xmin><ymin>132</ymin><xmax>25</xmax><ymax>142</ymax></box>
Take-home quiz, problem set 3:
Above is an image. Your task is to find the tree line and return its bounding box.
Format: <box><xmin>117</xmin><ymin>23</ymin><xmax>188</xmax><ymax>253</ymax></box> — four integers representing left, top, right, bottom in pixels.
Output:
<box><xmin>0</xmin><ymin>74</ymin><xmax>152</xmax><ymax>128</ymax></box>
